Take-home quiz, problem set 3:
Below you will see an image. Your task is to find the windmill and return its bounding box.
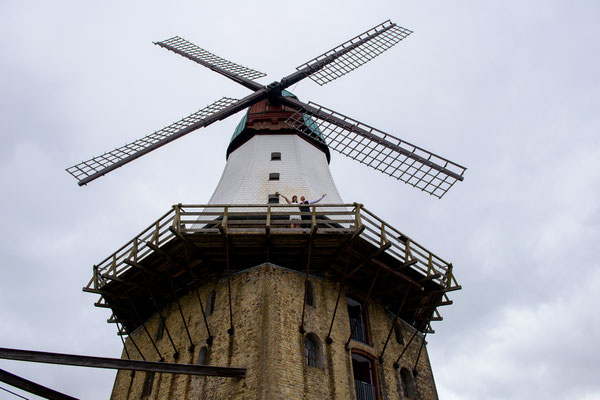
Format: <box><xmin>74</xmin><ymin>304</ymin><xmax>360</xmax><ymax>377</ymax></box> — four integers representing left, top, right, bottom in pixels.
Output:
<box><xmin>0</xmin><ymin>20</ymin><xmax>463</xmax><ymax>400</ymax></box>
<box><xmin>66</xmin><ymin>20</ymin><xmax>465</xmax><ymax>198</ymax></box>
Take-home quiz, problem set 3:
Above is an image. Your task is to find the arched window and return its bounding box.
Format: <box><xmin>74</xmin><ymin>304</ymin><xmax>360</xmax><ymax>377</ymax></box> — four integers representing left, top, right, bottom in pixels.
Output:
<box><xmin>305</xmin><ymin>280</ymin><xmax>315</xmax><ymax>307</ymax></box>
<box><xmin>400</xmin><ymin>367</ymin><xmax>417</xmax><ymax>399</ymax></box>
<box><xmin>197</xmin><ymin>346</ymin><xmax>208</xmax><ymax>365</ymax></box>
<box><xmin>394</xmin><ymin>320</ymin><xmax>404</xmax><ymax>345</ymax></box>
<box><xmin>206</xmin><ymin>290</ymin><xmax>216</xmax><ymax>316</ymax></box>
<box><xmin>352</xmin><ymin>352</ymin><xmax>378</xmax><ymax>399</ymax></box>
<box><xmin>304</xmin><ymin>333</ymin><xmax>323</xmax><ymax>369</ymax></box>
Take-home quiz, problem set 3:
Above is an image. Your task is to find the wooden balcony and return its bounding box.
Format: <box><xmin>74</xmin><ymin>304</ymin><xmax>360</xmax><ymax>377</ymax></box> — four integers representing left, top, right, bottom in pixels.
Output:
<box><xmin>83</xmin><ymin>203</ymin><xmax>460</xmax><ymax>334</ymax></box>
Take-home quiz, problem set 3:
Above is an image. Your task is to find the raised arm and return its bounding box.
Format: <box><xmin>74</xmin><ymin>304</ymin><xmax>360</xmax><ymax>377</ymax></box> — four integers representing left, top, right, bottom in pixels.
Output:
<box><xmin>307</xmin><ymin>194</ymin><xmax>327</xmax><ymax>204</ymax></box>
<box><xmin>277</xmin><ymin>192</ymin><xmax>292</xmax><ymax>205</ymax></box>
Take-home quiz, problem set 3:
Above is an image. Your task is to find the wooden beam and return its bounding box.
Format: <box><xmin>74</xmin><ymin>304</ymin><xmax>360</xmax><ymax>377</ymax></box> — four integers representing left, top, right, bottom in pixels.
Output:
<box><xmin>145</xmin><ymin>241</ymin><xmax>188</xmax><ymax>275</ymax></box>
<box><xmin>0</xmin><ymin>347</ymin><xmax>246</xmax><ymax>378</ymax></box>
<box><xmin>419</xmin><ymin>272</ymin><xmax>442</xmax><ymax>283</ymax></box>
<box><xmin>123</xmin><ymin>259</ymin><xmax>161</xmax><ymax>277</ymax></box>
<box><xmin>0</xmin><ymin>368</ymin><xmax>78</xmax><ymax>400</ymax></box>
<box><xmin>346</xmin><ymin>240</ymin><xmax>391</xmax><ymax>278</ymax></box>
<box><xmin>100</xmin><ymin>273</ymin><xmax>146</xmax><ymax>290</ymax></box>
<box><xmin>371</xmin><ymin>259</ymin><xmax>421</xmax><ymax>287</ymax></box>
<box><xmin>168</xmin><ymin>226</ymin><xmax>207</xmax><ymax>264</ymax></box>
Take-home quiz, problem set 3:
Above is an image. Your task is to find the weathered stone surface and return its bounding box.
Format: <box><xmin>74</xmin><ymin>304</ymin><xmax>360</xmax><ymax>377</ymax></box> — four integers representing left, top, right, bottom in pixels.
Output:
<box><xmin>110</xmin><ymin>264</ymin><xmax>437</xmax><ymax>399</ymax></box>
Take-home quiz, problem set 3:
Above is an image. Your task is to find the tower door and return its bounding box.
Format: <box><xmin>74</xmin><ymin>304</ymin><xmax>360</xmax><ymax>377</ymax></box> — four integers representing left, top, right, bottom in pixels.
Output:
<box><xmin>352</xmin><ymin>352</ymin><xmax>378</xmax><ymax>400</ymax></box>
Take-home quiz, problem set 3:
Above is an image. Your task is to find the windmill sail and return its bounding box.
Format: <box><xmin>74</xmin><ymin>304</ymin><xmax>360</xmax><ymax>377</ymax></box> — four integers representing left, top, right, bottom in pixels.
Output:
<box><xmin>283</xmin><ymin>99</ymin><xmax>466</xmax><ymax>198</ymax></box>
<box><xmin>66</xmin><ymin>97</ymin><xmax>241</xmax><ymax>186</ymax></box>
<box><xmin>155</xmin><ymin>37</ymin><xmax>266</xmax><ymax>90</ymax></box>
<box><xmin>295</xmin><ymin>20</ymin><xmax>412</xmax><ymax>86</ymax></box>
<box><xmin>68</xmin><ymin>20</ymin><xmax>466</xmax><ymax>196</ymax></box>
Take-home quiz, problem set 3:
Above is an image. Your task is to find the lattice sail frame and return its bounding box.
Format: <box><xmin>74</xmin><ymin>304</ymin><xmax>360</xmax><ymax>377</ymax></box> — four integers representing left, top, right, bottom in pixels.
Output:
<box><xmin>286</xmin><ymin>103</ymin><xmax>466</xmax><ymax>198</ymax></box>
<box><xmin>156</xmin><ymin>36</ymin><xmax>267</xmax><ymax>81</ymax></box>
<box><xmin>66</xmin><ymin>97</ymin><xmax>239</xmax><ymax>183</ymax></box>
<box><xmin>296</xmin><ymin>20</ymin><xmax>413</xmax><ymax>86</ymax></box>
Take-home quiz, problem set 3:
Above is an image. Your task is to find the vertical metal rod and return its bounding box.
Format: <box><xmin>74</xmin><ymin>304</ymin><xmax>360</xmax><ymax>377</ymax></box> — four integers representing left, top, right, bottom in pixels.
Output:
<box><xmin>345</xmin><ymin>263</ymin><xmax>382</xmax><ymax>349</ymax></box>
<box><xmin>122</xmin><ymin>288</ymin><xmax>164</xmax><ymax>361</ymax></box>
<box><xmin>266</xmin><ymin>205</ymin><xmax>271</xmax><ymax>263</ymax></box>
<box><xmin>225</xmin><ymin>240</ymin><xmax>234</xmax><ymax>335</ymax></box>
<box><xmin>299</xmin><ymin>238</ymin><xmax>313</xmax><ymax>334</ymax></box>
<box><xmin>413</xmin><ymin>332</ymin><xmax>428</xmax><ymax>373</ymax></box>
<box><xmin>194</xmin><ymin>287</ymin><xmax>213</xmax><ymax>344</ymax></box>
<box><xmin>326</xmin><ymin>251</ymin><xmax>351</xmax><ymax>344</ymax></box>
<box><xmin>114</xmin><ymin>316</ymin><xmax>146</xmax><ymax>361</ymax></box>
<box><xmin>166</xmin><ymin>272</ymin><xmax>195</xmax><ymax>352</ymax></box>
<box><xmin>116</xmin><ymin>320</ymin><xmax>136</xmax><ymax>378</ymax></box>
<box><xmin>141</xmin><ymin>273</ymin><xmax>179</xmax><ymax>358</ymax></box>
<box><xmin>393</xmin><ymin>328</ymin><xmax>420</xmax><ymax>368</ymax></box>
<box><xmin>116</xmin><ymin>321</ymin><xmax>131</xmax><ymax>360</ymax></box>
<box><xmin>379</xmin><ymin>287</ymin><xmax>410</xmax><ymax>363</ymax></box>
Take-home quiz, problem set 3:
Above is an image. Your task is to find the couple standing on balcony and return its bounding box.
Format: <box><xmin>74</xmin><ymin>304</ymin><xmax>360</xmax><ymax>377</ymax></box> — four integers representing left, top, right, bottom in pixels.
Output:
<box><xmin>276</xmin><ymin>192</ymin><xmax>327</xmax><ymax>227</ymax></box>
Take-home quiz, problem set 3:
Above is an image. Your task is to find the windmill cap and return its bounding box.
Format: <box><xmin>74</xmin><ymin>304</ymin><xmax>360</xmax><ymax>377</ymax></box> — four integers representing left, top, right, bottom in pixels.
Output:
<box><xmin>226</xmin><ymin>90</ymin><xmax>330</xmax><ymax>162</ymax></box>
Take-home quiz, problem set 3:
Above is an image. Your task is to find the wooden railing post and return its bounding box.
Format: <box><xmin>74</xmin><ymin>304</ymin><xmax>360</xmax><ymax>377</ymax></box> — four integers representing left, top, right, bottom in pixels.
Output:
<box><xmin>446</xmin><ymin>263</ymin><xmax>454</xmax><ymax>288</ymax></box>
<box><xmin>380</xmin><ymin>221</ymin><xmax>388</xmax><ymax>247</ymax></box>
<box><xmin>222</xmin><ymin>206</ymin><xmax>228</xmax><ymax>233</ymax></box>
<box><xmin>354</xmin><ymin>203</ymin><xmax>363</xmax><ymax>232</ymax></box>
<box><xmin>93</xmin><ymin>265</ymin><xmax>99</xmax><ymax>289</ymax></box>
<box><xmin>152</xmin><ymin>221</ymin><xmax>160</xmax><ymax>246</ymax></box>
<box><xmin>172</xmin><ymin>204</ymin><xmax>181</xmax><ymax>233</ymax></box>
<box><xmin>110</xmin><ymin>255</ymin><xmax>117</xmax><ymax>276</ymax></box>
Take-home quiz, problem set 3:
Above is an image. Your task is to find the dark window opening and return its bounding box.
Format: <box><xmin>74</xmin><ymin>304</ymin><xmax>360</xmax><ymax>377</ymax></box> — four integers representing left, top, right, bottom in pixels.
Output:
<box><xmin>352</xmin><ymin>353</ymin><xmax>378</xmax><ymax>400</ymax></box>
<box><xmin>305</xmin><ymin>280</ymin><xmax>315</xmax><ymax>307</ymax></box>
<box><xmin>268</xmin><ymin>194</ymin><xmax>279</xmax><ymax>204</ymax></box>
<box><xmin>206</xmin><ymin>290</ymin><xmax>216</xmax><ymax>316</ymax></box>
<box><xmin>347</xmin><ymin>297</ymin><xmax>368</xmax><ymax>344</ymax></box>
<box><xmin>304</xmin><ymin>333</ymin><xmax>323</xmax><ymax>369</ymax></box>
<box><xmin>141</xmin><ymin>371</ymin><xmax>155</xmax><ymax>397</ymax></box>
<box><xmin>394</xmin><ymin>320</ymin><xmax>404</xmax><ymax>345</ymax></box>
<box><xmin>271</xmin><ymin>152</ymin><xmax>281</xmax><ymax>161</ymax></box>
<box><xmin>269</xmin><ymin>172</ymin><xmax>280</xmax><ymax>181</ymax></box>
<box><xmin>305</xmin><ymin>336</ymin><xmax>316</xmax><ymax>367</ymax></box>
<box><xmin>400</xmin><ymin>367</ymin><xmax>417</xmax><ymax>399</ymax></box>
<box><xmin>156</xmin><ymin>317</ymin><xmax>165</xmax><ymax>340</ymax></box>
<box><xmin>197</xmin><ymin>346</ymin><xmax>208</xmax><ymax>365</ymax></box>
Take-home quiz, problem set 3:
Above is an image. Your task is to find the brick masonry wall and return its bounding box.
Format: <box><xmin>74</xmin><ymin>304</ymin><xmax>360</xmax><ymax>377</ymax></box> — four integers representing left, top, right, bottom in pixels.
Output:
<box><xmin>110</xmin><ymin>264</ymin><xmax>438</xmax><ymax>399</ymax></box>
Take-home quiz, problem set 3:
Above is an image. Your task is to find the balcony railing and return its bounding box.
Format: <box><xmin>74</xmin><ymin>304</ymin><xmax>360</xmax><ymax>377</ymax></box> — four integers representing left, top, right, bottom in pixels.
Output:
<box><xmin>349</xmin><ymin>317</ymin><xmax>368</xmax><ymax>344</ymax></box>
<box><xmin>84</xmin><ymin>203</ymin><xmax>460</xmax><ymax>333</ymax></box>
<box><xmin>85</xmin><ymin>203</ymin><xmax>456</xmax><ymax>291</ymax></box>
<box><xmin>354</xmin><ymin>380</ymin><xmax>376</xmax><ymax>400</ymax></box>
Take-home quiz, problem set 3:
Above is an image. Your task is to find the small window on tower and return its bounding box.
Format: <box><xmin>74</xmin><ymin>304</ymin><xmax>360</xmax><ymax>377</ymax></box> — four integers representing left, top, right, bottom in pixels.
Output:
<box><xmin>268</xmin><ymin>194</ymin><xmax>279</xmax><ymax>204</ymax></box>
<box><xmin>271</xmin><ymin>152</ymin><xmax>281</xmax><ymax>161</ymax></box>
<box><xmin>304</xmin><ymin>333</ymin><xmax>323</xmax><ymax>369</ymax></box>
<box><xmin>269</xmin><ymin>173</ymin><xmax>280</xmax><ymax>181</ymax></box>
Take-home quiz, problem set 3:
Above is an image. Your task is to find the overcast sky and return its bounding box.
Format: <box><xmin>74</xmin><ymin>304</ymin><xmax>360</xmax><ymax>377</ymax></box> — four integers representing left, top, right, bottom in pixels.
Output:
<box><xmin>1</xmin><ymin>1</ymin><xmax>599</xmax><ymax>399</ymax></box>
